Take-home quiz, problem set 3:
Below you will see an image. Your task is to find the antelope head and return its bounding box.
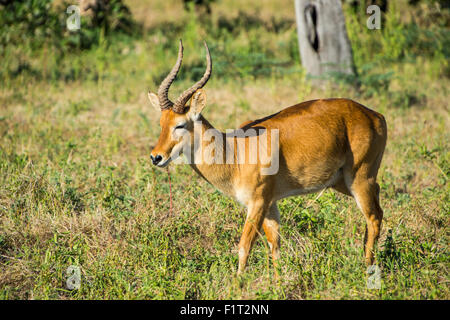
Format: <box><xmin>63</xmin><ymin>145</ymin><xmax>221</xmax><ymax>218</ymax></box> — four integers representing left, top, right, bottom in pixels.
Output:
<box><xmin>148</xmin><ymin>40</ymin><xmax>212</xmax><ymax>167</ymax></box>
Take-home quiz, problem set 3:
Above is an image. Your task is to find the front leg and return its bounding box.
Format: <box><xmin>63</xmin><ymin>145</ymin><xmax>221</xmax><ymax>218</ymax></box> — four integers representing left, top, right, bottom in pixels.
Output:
<box><xmin>237</xmin><ymin>199</ymin><xmax>268</xmax><ymax>275</ymax></box>
<box><xmin>262</xmin><ymin>203</ymin><xmax>281</xmax><ymax>271</ymax></box>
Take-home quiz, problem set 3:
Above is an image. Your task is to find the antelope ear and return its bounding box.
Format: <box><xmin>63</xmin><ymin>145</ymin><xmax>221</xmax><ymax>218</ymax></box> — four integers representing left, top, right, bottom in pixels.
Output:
<box><xmin>147</xmin><ymin>92</ymin><xmax>160</xmax><ymax>111</ymax></box>
<box><xmin>188</xmin><ymin>89</ymin><xmax>207</xmax><ymax>120</ymax></box>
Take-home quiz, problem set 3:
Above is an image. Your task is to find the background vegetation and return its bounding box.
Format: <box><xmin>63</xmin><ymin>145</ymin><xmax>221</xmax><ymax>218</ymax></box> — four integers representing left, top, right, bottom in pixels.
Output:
<box><xmin>0</xmin><ymin>0</ymin><xmax>448</xmax><ymax>299</ymax></box>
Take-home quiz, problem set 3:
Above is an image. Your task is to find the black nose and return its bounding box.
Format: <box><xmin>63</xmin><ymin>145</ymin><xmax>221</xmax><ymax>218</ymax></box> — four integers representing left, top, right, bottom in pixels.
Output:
<box><xmin>151</xmin><ymin>155</ymin><xmax>163</xmax><ymax>165</ymax></box>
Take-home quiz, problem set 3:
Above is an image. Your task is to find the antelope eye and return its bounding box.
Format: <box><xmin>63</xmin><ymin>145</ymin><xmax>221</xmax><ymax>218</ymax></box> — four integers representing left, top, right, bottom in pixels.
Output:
<box><xmin>175</xmin><ymin>123</ymin><xmax>186</xmax><ymax>129</ymax></box>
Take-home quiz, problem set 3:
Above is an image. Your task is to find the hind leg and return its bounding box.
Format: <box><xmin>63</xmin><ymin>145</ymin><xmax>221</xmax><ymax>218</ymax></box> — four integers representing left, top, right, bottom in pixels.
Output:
<box><xmin>333</xmin><ymin>172</ymin><xmax>381</xmax><ymax>264</ymax></box>
<box><xmin>348</xmin><ymin>174</ymin><xmax>383</xmax><ymax>266</ymax></box>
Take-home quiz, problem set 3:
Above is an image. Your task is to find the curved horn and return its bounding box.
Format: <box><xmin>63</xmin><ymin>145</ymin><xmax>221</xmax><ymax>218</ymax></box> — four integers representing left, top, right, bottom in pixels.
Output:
<box><xmin>172</xmin><ymin>41</ymin><xmax>212</xmax><ymax>113</ymax></box>
<box><xmin>157</xmin><ymin>39</ymin><xmax>184</xmax><ymax>110</ymax></box>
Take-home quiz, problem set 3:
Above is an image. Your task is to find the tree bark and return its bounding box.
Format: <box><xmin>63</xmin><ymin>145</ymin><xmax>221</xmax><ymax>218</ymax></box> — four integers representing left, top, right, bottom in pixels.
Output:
<box><xmin>294</xmin><ymin>0</ymin><xmax>356</xmax><ymax>77</ymax></box>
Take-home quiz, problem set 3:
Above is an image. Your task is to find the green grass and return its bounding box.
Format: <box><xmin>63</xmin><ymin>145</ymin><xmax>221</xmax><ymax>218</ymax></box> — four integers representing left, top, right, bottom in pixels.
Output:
<box><xmin>0</xmin><ymin>0</ymin><xmax>449</xmax><ymax>299</ymax></box>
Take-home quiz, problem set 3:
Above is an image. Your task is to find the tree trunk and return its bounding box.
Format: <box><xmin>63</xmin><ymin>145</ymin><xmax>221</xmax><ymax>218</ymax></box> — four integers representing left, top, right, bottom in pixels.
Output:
<box><xmin>294</xmin><ymin>0</ymin><xmax>356</xmax><ymax>77</ymax></box>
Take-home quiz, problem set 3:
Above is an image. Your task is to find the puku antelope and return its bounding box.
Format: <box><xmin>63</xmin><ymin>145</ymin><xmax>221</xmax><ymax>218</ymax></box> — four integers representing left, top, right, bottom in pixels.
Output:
<box><xmin>148</xmin><ymin>40</ymin><xmax>387</xmax><ymax>275</ymax></box>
